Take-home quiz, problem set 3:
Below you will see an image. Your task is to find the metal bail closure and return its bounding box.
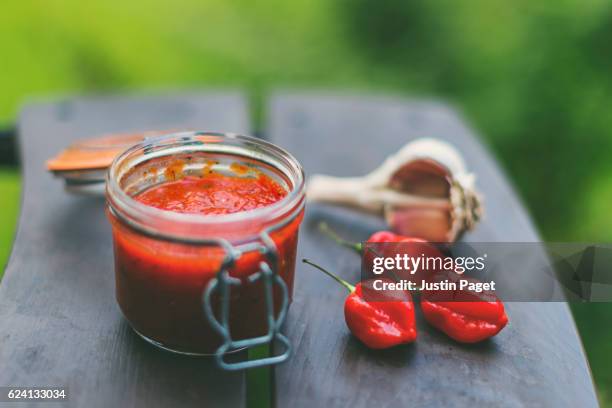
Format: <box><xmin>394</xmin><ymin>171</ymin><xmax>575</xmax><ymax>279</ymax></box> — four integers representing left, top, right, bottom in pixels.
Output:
<box><xmin>202</xmin><ymin>232</ymin><xmax>291</xmax><ymax>370</ymax></box>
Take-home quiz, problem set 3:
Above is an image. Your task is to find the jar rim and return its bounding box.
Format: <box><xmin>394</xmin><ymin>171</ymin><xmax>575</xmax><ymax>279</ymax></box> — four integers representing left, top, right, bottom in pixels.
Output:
<box><xmin>106</xmin><ymin>131</ymin><xmax>305</xmax><ymax>241</ymax></box>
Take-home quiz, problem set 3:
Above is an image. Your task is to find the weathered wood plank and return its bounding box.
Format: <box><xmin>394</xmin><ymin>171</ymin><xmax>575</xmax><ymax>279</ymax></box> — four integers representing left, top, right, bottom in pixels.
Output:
<box><xmin>0</xmin><ymin>93</ymin><xmax>250</xmax><ymax>408</ymax></box>
<box><xmin>268</xmin><ymin>92</ymin><xmax>598</xmax><ymax>407</ymax></box>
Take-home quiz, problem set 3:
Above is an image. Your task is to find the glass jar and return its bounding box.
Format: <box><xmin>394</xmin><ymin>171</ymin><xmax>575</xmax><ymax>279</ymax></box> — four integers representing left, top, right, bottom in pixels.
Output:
<box><xmin>105</xmin><ymin>132</ymin><xmax>305</xmax><ymax>367</ymax></box>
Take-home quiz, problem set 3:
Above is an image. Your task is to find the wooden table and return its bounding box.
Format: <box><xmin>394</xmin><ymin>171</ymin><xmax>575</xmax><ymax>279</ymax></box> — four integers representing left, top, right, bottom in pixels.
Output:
<box><xmin>0</xmin><ymin>92</ymin><xmax>598</xmax><ymax>407</ymax></box>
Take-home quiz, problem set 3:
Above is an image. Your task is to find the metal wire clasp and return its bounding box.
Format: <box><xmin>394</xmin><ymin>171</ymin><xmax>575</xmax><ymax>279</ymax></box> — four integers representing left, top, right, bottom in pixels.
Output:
<box><xmin>202</xmin><ymin>231</ymin><xmax>291</xmax><ymax>370</ymax></box>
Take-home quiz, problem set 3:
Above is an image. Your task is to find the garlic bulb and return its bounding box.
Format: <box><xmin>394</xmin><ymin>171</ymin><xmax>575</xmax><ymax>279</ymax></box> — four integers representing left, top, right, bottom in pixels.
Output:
<box><xmin>307</xmin><ymin>138</ymin><xmax>482</xmax><ymax>242</ymax></box>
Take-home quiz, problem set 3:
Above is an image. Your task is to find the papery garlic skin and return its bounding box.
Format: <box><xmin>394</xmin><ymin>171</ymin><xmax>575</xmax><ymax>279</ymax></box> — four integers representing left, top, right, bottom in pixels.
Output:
<box><xmin>306</xmin><ymin>175</ymin><xmax>449</xmax><ymax>213</ymax></box>
<box><xmin>306</xmin><ymin>138</ymin><xmax>482</xmax><ymax>242</ymax></box>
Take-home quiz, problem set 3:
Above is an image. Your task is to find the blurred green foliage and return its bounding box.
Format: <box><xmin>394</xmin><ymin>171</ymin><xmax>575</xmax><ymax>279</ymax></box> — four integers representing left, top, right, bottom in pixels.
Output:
<box><xmin>0</xmin><ymin>169</ymin><xmax>19</xmax><ymax>270</ymax></box>
<box><xmin>0</xmin><ymin>0</ymin><xmax>611</xmax><ymax>404</ymax></box>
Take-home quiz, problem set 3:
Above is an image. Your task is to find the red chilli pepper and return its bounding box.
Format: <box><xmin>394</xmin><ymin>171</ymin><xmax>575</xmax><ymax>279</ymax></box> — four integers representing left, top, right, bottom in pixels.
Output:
<box><xmin>318</xmin><ymin>222</ymin><xmax>443</xmax><ymax>281</ymax></box>
<box><xmin>303</xmin><ymin>258</ymin><xmax>417</xmax><ymax>349</ymax></box>
<box><xmin>420</xmin><ymin>270</ymin><xmax>508</xmax><ymax>343</ymax></box>
<box><xmin>319</xmin><ymin>222</ymin><xmax>425</xmax><ymax>252</ymax></box>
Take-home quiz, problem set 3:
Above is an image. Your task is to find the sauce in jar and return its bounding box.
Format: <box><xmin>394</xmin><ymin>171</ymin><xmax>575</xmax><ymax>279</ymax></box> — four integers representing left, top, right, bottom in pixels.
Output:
<box><xmin>106</xmin><ymin>132</ymin><xmax>305</xmax><ymax>356</ymax></box>
<box><xmin>135</xmin><ymin>172</ymin><xmax>287</xmax><ymax>215</ymax></box>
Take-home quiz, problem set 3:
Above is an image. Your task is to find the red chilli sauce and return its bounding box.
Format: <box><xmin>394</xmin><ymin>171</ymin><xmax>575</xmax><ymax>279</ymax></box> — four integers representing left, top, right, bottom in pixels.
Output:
<box><xmin>136</xmin><ymin>166</ymin><xmax>287</xmax><ymax>215</ymax></box>
<box><xmin>108</xmin><ymin>159</ymin><xmax>303</xmax><ymax>355</ymax></box>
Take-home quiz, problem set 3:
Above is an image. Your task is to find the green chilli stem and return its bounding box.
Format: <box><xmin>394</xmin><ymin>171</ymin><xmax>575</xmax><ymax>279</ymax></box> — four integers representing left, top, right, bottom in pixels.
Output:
<box><xmin>302</xmin><ymin>258</ymin><xmax>355</xmax><ymax>293</ymax></box>
<box><xmin>318</xmin><ymin>222</ymin><xmax>363</xmax><ymax>253</ymax></box>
